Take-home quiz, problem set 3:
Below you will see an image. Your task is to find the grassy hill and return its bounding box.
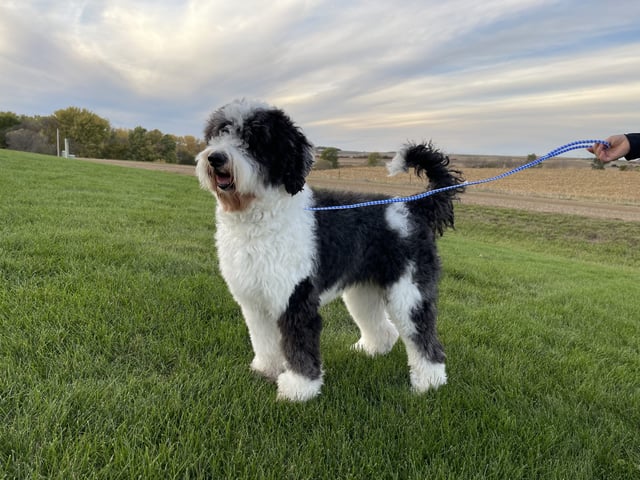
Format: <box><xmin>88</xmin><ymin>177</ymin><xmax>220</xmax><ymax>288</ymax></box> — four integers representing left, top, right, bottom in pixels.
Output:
<box><xmin>1</xmin><ymin>150</ymin><xmax>639</xmax><ymax>479</ymax></box>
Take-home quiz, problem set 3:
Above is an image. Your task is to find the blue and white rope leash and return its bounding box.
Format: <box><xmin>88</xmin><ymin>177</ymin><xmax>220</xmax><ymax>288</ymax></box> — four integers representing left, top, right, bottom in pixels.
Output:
<box><xmin>306</xmin><ymin>139</ymin><xmax>609</xmax><ymax>211</ymax></box>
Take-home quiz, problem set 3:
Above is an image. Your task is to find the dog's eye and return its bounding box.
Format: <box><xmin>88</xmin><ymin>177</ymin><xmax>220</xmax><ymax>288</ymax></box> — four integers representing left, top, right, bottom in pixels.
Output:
<box><xmin>218</xmin><ymin>121</ymin><xmax>233</xmax><ymax>134</ymax></box>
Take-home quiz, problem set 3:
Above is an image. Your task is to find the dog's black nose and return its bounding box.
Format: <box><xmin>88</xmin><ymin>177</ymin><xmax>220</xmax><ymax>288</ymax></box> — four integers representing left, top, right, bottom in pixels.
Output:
<box><xmin>207</xmin><ymin>151</ymin><xmax>228</xmax><ymax>168</ymax></box>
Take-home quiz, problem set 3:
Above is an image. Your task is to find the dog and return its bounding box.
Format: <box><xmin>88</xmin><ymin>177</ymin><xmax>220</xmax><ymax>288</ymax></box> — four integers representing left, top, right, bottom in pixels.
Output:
<box><xmin>196</xmin><ymin>99</ymin><xmax>465</xmax><ymax>401</ymax></box>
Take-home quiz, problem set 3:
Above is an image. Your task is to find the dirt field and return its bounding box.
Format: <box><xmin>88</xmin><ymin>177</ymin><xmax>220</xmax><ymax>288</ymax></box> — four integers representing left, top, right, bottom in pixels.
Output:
<box><xmin>78</xmin><ymin>158</ymin><xmax>640</xmax><ymax>222</ymax></box>
<box><xmin>311</xmin><ymin>166</ymin><xmax>640</xmax><ymax>202</ymax></box>
<box><xmin>308</xmin><ymin>166</ymin><xmax>640</xmax><ymax>222</ymax></box>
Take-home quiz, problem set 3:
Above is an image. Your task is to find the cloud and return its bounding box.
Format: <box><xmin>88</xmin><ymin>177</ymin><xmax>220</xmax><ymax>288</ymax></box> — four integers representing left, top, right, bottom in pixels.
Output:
<box><xmin>1</xmin><ymin>0</ymin><xmax>640</xmax><ymax>153</ymax></box>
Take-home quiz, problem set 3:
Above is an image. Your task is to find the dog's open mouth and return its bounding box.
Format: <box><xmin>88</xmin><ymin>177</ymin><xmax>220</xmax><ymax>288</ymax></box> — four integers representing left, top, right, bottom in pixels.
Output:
<box><xmin>214</xmin><ymin>170</ymin><xmax>235</xmax><ymax>191</ymax></box>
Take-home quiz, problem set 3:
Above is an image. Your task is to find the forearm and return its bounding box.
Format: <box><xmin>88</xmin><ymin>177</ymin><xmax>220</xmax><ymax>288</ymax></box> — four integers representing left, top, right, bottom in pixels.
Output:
<box><xmin>624</xmin><ymin>133</ymin><xmax>640</xmax><ymax>160</ymax></box>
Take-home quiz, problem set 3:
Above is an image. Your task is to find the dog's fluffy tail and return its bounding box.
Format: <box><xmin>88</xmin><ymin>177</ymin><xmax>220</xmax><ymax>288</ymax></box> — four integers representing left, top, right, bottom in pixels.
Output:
<box><xmin>388</xmin><ymin>141</ymin><xmax>465</xmax><ymax>235</ymax></box>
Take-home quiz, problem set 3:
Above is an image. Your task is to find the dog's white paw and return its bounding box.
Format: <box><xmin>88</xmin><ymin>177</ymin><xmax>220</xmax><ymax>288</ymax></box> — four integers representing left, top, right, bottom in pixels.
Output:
<box><xmin>410</xmin><ymin>360</ymin><xmax>447</xmax><ymax>393</ymax></box>
<box><xmin>352</xmin><ymin>324</ymin><xmax>399</xmax><ymax>356</ymax></box>
<box><xmin>276</xmin><ymin>370</ymin><xmax>323</xmax><ymax>402</ymax></box>
<box><xmin>250</xmin><ymin>356</ymin><xmax>285</xmax><ymax>382</ymax></box>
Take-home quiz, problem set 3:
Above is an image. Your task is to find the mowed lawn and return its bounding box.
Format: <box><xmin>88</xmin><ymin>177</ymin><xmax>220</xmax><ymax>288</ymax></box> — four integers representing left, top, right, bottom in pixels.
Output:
<box><xmin>1</xmin><ymin>150</ymin><xmax>639</xmax><ymax>479</ymax></box>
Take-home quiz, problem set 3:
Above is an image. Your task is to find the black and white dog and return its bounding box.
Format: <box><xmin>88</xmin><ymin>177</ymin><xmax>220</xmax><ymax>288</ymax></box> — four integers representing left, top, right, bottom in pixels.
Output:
<box><xmin>196</xmin><ymin>99</ymin><xmax>464</xmax><ymax>401</ymax></box>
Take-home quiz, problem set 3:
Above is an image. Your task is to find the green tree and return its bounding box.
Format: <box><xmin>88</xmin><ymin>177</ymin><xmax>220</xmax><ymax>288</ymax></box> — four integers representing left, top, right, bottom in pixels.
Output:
<box><xmin>37</xmin><ymin>115</ymin><xmax>59</xmax><ymax>149</ymax></box>
<box><xmin>54</xmin><ymin>107</ymin><xmax>110</xmax><ymax>158</ymax></box>
<box><xmin>146</xmin><ymin>129</ymin><xmax>164</xmax><ymax>154</ymax></box>
<box><xmin>159</xmin><ymin>134</ymin><xmax>177</xmax><ymax>163</ymax></box>
<box><xmin>320</xmin><ymin>147</ymin><xmax>340</xmax><ymax>169</ymax></box>
<box><xmin>0</xmin><ymin>112</ymin><xmax>21</xmax><ymax>148</ymax></box>
<box><xmin>176</xmin><ymin>135</ymin><xmax>206</xmax><ymax>164</ymax></box>
<box><xmin>103</xmin><ymin>128</ymin><xmax>130</xmax><ymax>160</ymax></box>
<box><xmin>128</xmin><ymin>126</ymin><xmax>155</xmax><ymax>162</ymax></box>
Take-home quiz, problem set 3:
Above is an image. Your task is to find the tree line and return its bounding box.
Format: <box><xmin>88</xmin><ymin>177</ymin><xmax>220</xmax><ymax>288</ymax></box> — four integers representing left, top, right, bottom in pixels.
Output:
<box><xmin>0</xmin><ymin>107</ymin><xmax>206</xmax><ymax>164</ymax></box>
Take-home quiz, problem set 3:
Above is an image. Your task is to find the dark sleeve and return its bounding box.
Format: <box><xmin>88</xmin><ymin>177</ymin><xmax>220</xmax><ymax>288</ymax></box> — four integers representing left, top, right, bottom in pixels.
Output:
<box><xmin>624</xmin><ymin>133</ymin><xmax>640</xmax><ymax>160</ymax></box>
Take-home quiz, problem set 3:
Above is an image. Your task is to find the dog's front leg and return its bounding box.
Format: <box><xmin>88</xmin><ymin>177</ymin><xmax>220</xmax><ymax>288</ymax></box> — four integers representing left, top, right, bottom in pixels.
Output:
<box><xmin>241</xmin><ymin>305</ymin><xmax>286</xmax><ymax>381</ymax></box>
<box><xmin>276</xmin><ymin>278</ymin><xmax>323</xmax><ymax>402</ymax></box>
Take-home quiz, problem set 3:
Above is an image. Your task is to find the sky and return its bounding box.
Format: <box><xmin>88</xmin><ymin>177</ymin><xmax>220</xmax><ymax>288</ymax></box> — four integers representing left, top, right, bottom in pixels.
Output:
<box><xmin>1</xmin><ymin>0</ymin><xmax>640</xmax><ymax>156</ymax></box>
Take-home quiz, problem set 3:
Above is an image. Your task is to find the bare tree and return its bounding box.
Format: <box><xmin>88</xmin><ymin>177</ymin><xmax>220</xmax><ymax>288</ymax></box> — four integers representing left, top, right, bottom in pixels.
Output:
<box><xmin>6</xmin><ymin>128</ymin><xmax>54</xmax><ymax>154</ymax></box>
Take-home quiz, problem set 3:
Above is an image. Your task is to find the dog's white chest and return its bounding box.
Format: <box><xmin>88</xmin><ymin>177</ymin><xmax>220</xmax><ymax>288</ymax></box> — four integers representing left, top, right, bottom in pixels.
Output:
<box><xmin>215</xmin><ymin>199</ymin><xmax>316</xmax><ymax>316</ymax></box>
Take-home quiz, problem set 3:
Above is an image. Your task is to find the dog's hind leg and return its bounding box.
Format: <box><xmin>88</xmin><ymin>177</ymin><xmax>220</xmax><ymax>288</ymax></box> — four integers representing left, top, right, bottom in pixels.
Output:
<box><xmin>343</xmin><ymin>284</ymin><xmax>399</xmax><ymax>356</ymax></box>
<box><xmin>276</xmin><ymin>278</ymin><xmax>324</xmax><ymax>401</ymax></box>
<box><xmin>385</xmin><ymin>265</ymin><xmax>447</xmax><ymax>393</ymax></box>
<box><xmin>242</xmin><ymin>305</ymin><xmax>286</xmax><ymax>381</ymax></box>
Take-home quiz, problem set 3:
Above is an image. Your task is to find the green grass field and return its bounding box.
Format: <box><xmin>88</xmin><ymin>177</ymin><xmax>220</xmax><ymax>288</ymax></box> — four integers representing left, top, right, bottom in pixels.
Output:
<box><xmin>1</xmin><ymin>150</ymin><xmax>639</xmax><ymax>479</ymax></box>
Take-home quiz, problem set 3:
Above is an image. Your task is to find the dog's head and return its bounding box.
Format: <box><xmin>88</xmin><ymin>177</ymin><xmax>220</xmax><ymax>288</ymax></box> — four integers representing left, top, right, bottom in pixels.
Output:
<box><xmin>196</xmin><ymin>99</ymin><xmax>314</xmax><ymax>211</ymax></box>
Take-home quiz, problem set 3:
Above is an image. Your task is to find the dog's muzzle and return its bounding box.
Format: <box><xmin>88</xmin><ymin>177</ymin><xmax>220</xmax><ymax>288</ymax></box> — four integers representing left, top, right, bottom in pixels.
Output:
<box><xmin>207</xmin><ymin>151</ymin><xmax>228</xmax><ymax>169</ymax></box>
<box><xmin>207</xmin><ymin>152</ymin><xmax>235</xmax><ymax>191</ymax></box>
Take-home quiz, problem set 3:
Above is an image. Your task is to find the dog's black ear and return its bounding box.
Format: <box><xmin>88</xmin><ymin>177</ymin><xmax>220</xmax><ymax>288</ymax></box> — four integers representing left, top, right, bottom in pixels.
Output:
<box><xmin>243</xmin><ymin>108</ymin><xmax>314</xmax><ymax>195</ymax></box>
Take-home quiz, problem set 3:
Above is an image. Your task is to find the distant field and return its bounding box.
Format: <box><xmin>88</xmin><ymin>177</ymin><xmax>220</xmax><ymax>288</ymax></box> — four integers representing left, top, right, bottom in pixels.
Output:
<box><xmin>310</xmin><ymin>165</ymin><xmax>640</xmax><ymax>204</ymax></box>
<box><xmin>337</xmin><ymin>152</ymin><xmax>596</xmax><ymax>170</ymax></box>
<box><xmin>79</xmin><ymin>153</ymin><xmax>640</xmax><ymax>204</ymax></box>
<box><xmin>2</xmin><ymin>150</ymin><xmax>639</xmax><ymax>479</ymax></box>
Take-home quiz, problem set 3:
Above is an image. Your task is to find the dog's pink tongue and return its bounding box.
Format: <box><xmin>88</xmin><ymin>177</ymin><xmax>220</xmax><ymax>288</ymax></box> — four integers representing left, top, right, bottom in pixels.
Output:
<box><xmin>216</xmin><ymin>173</ymin><xmax>233</xmax><ymax>188</ymax></box>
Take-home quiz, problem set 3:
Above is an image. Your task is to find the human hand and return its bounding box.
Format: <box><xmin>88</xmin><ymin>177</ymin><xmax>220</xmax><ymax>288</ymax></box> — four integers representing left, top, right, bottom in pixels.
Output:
<box><xmin>588</xmin><ymin>135</ymin><xmax>630</xmax><ymax>163</ymax></box>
